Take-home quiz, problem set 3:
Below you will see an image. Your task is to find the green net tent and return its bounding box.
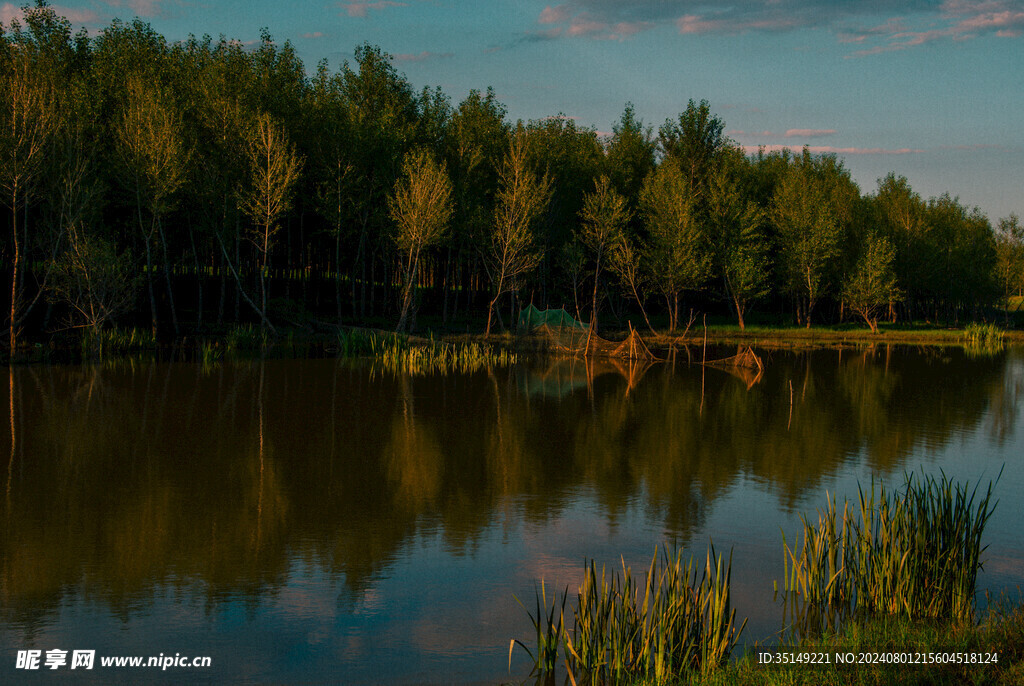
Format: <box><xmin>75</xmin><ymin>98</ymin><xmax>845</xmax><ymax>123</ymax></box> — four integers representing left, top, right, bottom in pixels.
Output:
<box><xmin>517</xmin><ymin>304</ymin><xmax>588</xmax><ymax>332</ymax></box>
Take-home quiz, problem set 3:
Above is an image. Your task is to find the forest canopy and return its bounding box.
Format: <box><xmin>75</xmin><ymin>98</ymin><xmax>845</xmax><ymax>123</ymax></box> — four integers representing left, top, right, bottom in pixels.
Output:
<box><xmin>2</xmin><ymin>1</ymin><xmax>1022</xmax><ymax>350</ymax></box>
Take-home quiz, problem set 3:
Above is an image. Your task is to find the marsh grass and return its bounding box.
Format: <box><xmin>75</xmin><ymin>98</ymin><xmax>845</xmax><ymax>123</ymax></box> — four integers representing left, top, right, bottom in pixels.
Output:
<box><xmin>80</xmin><ymin>327</ymin><xmax>156</xmax><ymax>359</ymax></box>
<box><xmin>338</xmin><ymin>329</ymin><xmax>516</xmax><ymax>374</ymax></box>
<box><xmin>781</xmin><ymin>471</ymin><xmax>999</xmax><ymax>635</ymax></box>
<box><xmin>513</xmin><ymin>544</ymin><xmax>745</xmax><ymax>684</ymax></box>
<box><xmin>226</xmin><ymin>324</ymin><xmax>269</xmax><ymax>352</ymax></box>
<box><xmin>962</xmin><ymin>323</ymin><xmax>1005</xmax><ymax>356</ymax></box>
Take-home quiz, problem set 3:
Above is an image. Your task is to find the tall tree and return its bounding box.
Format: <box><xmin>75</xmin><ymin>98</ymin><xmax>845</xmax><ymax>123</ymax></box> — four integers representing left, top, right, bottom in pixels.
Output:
<box><xmin>871</xmin><ymin>174</ymin><xmax>931</xmax><ymax>319</ymax></box>
<box><xmin>843</xmin><ymin>232</ymin><xmax>902</xmax><ymax>333</ymax></box>
<box><xmin>658</xmin><ymin>99</ymin><xmax>726</xmax><ymax>201</ymax></box>
<box><xmin>485</xmin><ymin>131</ymin><xmax>551</xmax><ymax>335</ymax></box>
<box><xmin>640</xmin><ymin>161</ymin><xmax>712</xmax><ymax>332</ymax></box>
<box><xmin>342</xmin><ymin>43</ymin><xmax>418</xmax><ymax>317</ymax></box>
<box><xmin>577</xmin><ymin>175</ymin><xmax>629</xmax><ymax>331</ymax></box>
<box><xmin>308</xmin><ymin>61</ymin><xmax>353</xmax><ymax>323</ymax></box>
<box><xmin>605</xmin><ymin>103</ymin><xmax>655</xmax><ymax>209</ymax></box>
<box><xmin>238</xmin><ymin>111</ymin><xmax>303</xmax><ymax>331</ymax></box>
<box><xmin>994</xmin><ymin>214</ymin><xmax>1024</xmax><ymax>315</ymax></box>
<box><xmin>0</xmin><ymin>4</ymin><xmax>63</xmax><ymax>353</ymax></box>
<box><xmin>388</xmin><ymin>149</ymin><xmax>453</xmax><ymax>332</ymax></box>
<box><xmin>115</xmin><ymin>73</ymin><xmax>190</xmax><ymax>338</ymax></box>
<box><xmin>771</xmin><ymin>151</ymin><xmax>853</xmax><ymax>327</ymax></box>
<box><xmin>445</xmin><ymin>88</ymin><xmax>509</xmax><ymax>320</ymax></box>
<box><xmin>708</xmin><ymin>152</ymin><xmax>770</xmax><ymax>330</ymax></box>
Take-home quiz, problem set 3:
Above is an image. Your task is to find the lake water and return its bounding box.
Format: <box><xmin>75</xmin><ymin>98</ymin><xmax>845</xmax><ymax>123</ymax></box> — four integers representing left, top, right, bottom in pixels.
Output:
<box><xmin>1</xmin><ymin>344</ymin><xmax>1022</xmax><ymax>683</ymax></box>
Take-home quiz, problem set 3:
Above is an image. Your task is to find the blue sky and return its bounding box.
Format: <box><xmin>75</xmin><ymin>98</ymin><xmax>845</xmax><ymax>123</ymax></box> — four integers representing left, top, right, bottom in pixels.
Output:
<box><xmin>5</xmin><ymin>0</ymin><xmax>1022</xmax><ymax>222</ymax></box>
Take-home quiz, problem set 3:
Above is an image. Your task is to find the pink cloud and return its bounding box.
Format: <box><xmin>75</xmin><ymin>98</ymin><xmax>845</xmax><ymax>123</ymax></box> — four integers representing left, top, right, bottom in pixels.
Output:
<box><xmin>849</xmin><ymin>1</ymin><xmax>1024</xmax><ymax>56</ymax></box>
<box><xmin>784</xmin><ymin>129</ymin><xmax>837</xmax><ymax>138</ymax></box>
<box><xmin>1</xmin><ymin>2</ymin><xmax>23</xmax><ymax>23</ymax></box>
<box><xmin>567</xmin><ymin>16</ymin><xmax>607</xmax><ymax>36</ymax></box>
<box><xmin>539</xmin><ymin>4</ymin><xmax>570</xmax><ymax>25</ymax></box>
<box><xmin>743</xmin><ymin>144</ymin><xmax>923</xmax><ymax>155</ymax></box>
<box><xmin>2</xmin><ymin>2</ymin><xmax>98</xmax><ymax>25</ymax></box>
<box><xmin>537</xmin><ymin>5</ymin><xmax>653</xmax><ymax>40</ymax></box>
<box><xmin>103</xmin><ymin>0</ymin><xmax>162</xmax><ymax>19</ymax></box>
<box><xmin>342</xmin><ymin>1</ymin><xmax>406</xmax><ymax>18</ymax></box>
<box><xmin>302</xmin><ymin>31</ymin><xmax>325</xmax><ymax>39</ymax></box>
<box><xmin>677</xmin><ymin>13</ymin><xmax>800</xmax><ymax>35</ymax></box>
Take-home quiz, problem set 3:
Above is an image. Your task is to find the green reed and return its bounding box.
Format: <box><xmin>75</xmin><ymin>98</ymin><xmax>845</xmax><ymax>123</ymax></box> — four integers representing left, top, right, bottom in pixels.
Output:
<box><xmin>961</xmin><ymin>322</ymin><xmax>1005</xmax><ymax>356</ymax></box>
<box><xmin>80</xmin><ymin>326</ymin><xmax>157</xmax><ymax>359</ymax></box>
<box><xmin>225</xmin><ymin>324</ymin><xmax>269</xmax><ymax>352</ymax></box>
<box><xmin>512</xmin><ymin>544</ymin><xmax>745</xmax><ymax>684</ymax></box>
<box><xmin>338</xmin><ymin>329</ymin><xmax>516</xmax><ymax>375</ymax></box>
<box><xmin>781</xmin><ymin>471</ymin><xmax>999</xmax><ymax>633</ymax></box>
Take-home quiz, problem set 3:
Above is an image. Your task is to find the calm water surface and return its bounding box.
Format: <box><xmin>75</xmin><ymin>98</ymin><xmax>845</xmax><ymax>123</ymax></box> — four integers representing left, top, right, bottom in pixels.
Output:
<box><xmin>1</xmin><ymin>345</ymin><xmax>1022</xmax><ymax>683</ymax></box>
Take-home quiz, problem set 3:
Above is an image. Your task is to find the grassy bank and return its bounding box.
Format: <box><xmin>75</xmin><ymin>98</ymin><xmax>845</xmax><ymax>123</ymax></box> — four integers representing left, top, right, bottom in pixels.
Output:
<box><xmin>510</xmin><ymin>473</ymin><xmax>1021</xmax><ymax>685</ymax></box>
<box><xmin>641</xmin><ymin>321</ymin><xmax>1022</xmax><ymax>349</ymax></box>
<box><xmin>664</xmin><ymin>604</ymin><xmax>1024</xmax><ymax>685</ymax></box>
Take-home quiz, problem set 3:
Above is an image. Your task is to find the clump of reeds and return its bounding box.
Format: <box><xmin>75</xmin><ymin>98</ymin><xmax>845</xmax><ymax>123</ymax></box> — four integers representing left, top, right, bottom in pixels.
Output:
<box><xmin>781</xmin><ymin>471</ymin><xmax>999</xmax><ymax>633</ymax></box>
<box><xmin>338</xmin><ymin>329</ymin><xmax>516</xmax><ymax>374</ymax></box>
<box><xmin>962</xmin><ymin>322</ymin><xmax>1005</xmax><ymax>356</ymax></box>
<box><xmin>511</xmin><ymin>544</ymin><xmax>745</xmax><ymax>683</ymax></box>
<box><xmin>225</xmin><ymin>324</ymin><xmax>268</xmax><ymax>352</ymax></box>
<box><xmin>80</xmin><ymin>326</ymin><xmax>157</xmax><ymax>359</ymax></box>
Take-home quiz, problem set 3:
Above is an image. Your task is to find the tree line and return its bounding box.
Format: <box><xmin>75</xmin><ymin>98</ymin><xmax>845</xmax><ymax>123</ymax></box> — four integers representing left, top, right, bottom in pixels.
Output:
<box><xmin>2</xmin><ymin>2</ymin><xmax>1023</xmax><ymax>351</ymax></box>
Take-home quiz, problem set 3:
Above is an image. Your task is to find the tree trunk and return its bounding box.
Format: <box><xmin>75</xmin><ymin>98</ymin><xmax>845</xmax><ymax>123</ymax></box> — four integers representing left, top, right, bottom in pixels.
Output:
<box><xmin>9</xmin><ymin>186</ymin><xmax>19</xmax><ymax>354</ymax></box>
<box><xmin>157</xmin><ymin>216</ymin><xmax>179</xmax><ymax>337</ymax></box>
<box><xmin>396</xmin><ymin>248</ymin><xmax>418</xmax><ymax>333</ymax></box>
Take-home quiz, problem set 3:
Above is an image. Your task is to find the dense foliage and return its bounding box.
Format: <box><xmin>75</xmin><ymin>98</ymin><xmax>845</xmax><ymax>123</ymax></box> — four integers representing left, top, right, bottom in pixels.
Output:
<box><xmin>2</xmin><ymin>2</ymin><xmax>1021</xmax><ymax>349</ymax></box>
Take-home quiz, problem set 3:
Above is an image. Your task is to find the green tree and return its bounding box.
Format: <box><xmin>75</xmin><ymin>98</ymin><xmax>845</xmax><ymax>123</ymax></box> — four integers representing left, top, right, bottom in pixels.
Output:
<box><xmin>238</xmin><ymin>111</ymin><xmax>303</xmax><ymax>331</ymax></box>
<box><xmin>485</xmin><ymin>131</ymin><xmax>551</xmax><ymax>335</ymax></box>
<box><xmin>0</xmin><ymin>4</ymin><xmax>63</xmax><ymax>352</ymax></box>
<box><xmin>50</xmin><ymin>229</ymin><xmax>137</xmax><ymax>331</ymax></box>
<box><xmin>771</xmin><ymin>151</ymin><xmax>853</xmax><ymax>327</ymax></box>
<box><xmin>115</xmin><ymin>73</ymin><xmax>190</xmax><ymax>338</ymax></box>
<box><xmin>308</xmin><ymin>61</ymin><xmax>353</xmax><ymax>323</ymax></box>
<box><xmin>388</xmin><ymin>149</ymin><xmax>453</xmax><ymax>332</ymax></box>
<box><xmin>843</xmin><ymin>232</ymin><xmax>902</xmax><ymax>333</ymax></box>
<box><xmin>445</xmin><ymin>88</ymin><xmax>509</xmax><ymax>320</ymax></box>
<box><xmin>606</xmin><ymin>232</ymin><xmax>655</xmax><ymax>334</ymax></box>
<box><xmin>708</xmin><ymin>155</ymin><xmax>770</xmax><ymax>330</ymax></box>
<box><xmin>640</xmin><ymin>162</ymin><xmax>712</xmax><ymax>332</ymax></box>
<box><xmin>577</xmin><ymin>175</ymin><xmax>629</xmax><ymax>331</ymax></box>
<box><xmin>342</xmin><ymin>43</ymin><xmax>418</xmax><ymax>318</ymax></box>
<box><xmin>870</xmin><ymin>174</ymin><xmax>932</xmax><ymax>320</ymax></box>
<box><xmin>605</xmin><ymin>103</ymin><xmax>655</xmax><ymax>209</ymax></box>
<box><xmin>994</xmin><ymin>214</ymin><xmax>1024</xmax><ymax>315</ymax></box>
<box><xmin>658</xmin><ymin>99</ymin><xmax>726</xmax><ymax>201</ymax></box>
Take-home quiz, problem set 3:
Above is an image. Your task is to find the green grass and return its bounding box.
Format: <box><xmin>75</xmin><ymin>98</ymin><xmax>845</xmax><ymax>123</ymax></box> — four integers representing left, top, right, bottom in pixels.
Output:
<box><xmin>338</xmin><ymin>329</ymin><xmax>517</xmax><ymax>375</ymax></box>
<box><xmin>781</xmin><ymin>471</ymin><xmax>998</xmax><ymax>633</ymax></box>
<box><xmin>512</xmin><ymin>544</ymin><xmax>745</xmax><ymax>684</ymax></box>
<box><xmin>225</xmin><ymin>324</ymin><xmax>269</xmax><ymax>352</ymax></box>
<box><xmin>511</xmin><ymin>473</ymin><xmax>1016</xmax><ymax>684</ymax></box>
<box><xmin>639</xmin><ymin>600</ymin><xmax>1024</xmax><ymax>685</ymax></box>
<box><xmin>80</xmin><ymin>326</ymin><xmax>157</xmax><ymax>359</ymax></box>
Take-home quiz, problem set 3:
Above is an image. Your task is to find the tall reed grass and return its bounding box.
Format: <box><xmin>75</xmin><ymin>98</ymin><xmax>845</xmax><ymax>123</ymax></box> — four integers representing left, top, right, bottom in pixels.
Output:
<box><xmin>781</xmin><ymin>471</ymin><xmax>999</xmax><ymax>633</ymax></box>
<box><xmin>225</xmin><ymin>324</ymin><xmax>269</xmax><ymax>352</ymax></box>
<box><xmin>80</xmin><ymin>327</ymin><xmax>157</xmax><ymax>359</ymax></box>
<box><xmin>962</xmin><ymin>323</ymin><xmax>1005</xmax><ymax>356</ymax></box>
<box><xmin>512</xmin><ymin>544</ymin><xmax>745</xmax><ymax>683</ymax></box>
<box><xmin>338</xmin><ymin>329</ymin><xmax>516</xmax><ymax>375</ymax></box>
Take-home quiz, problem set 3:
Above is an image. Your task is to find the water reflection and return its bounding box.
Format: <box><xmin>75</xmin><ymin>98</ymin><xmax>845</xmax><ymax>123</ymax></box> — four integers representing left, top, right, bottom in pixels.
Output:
<box><xmin>0</xmin><ymin>346</ymin><xmax>1019</xmax><ymax>681</ymax></box>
